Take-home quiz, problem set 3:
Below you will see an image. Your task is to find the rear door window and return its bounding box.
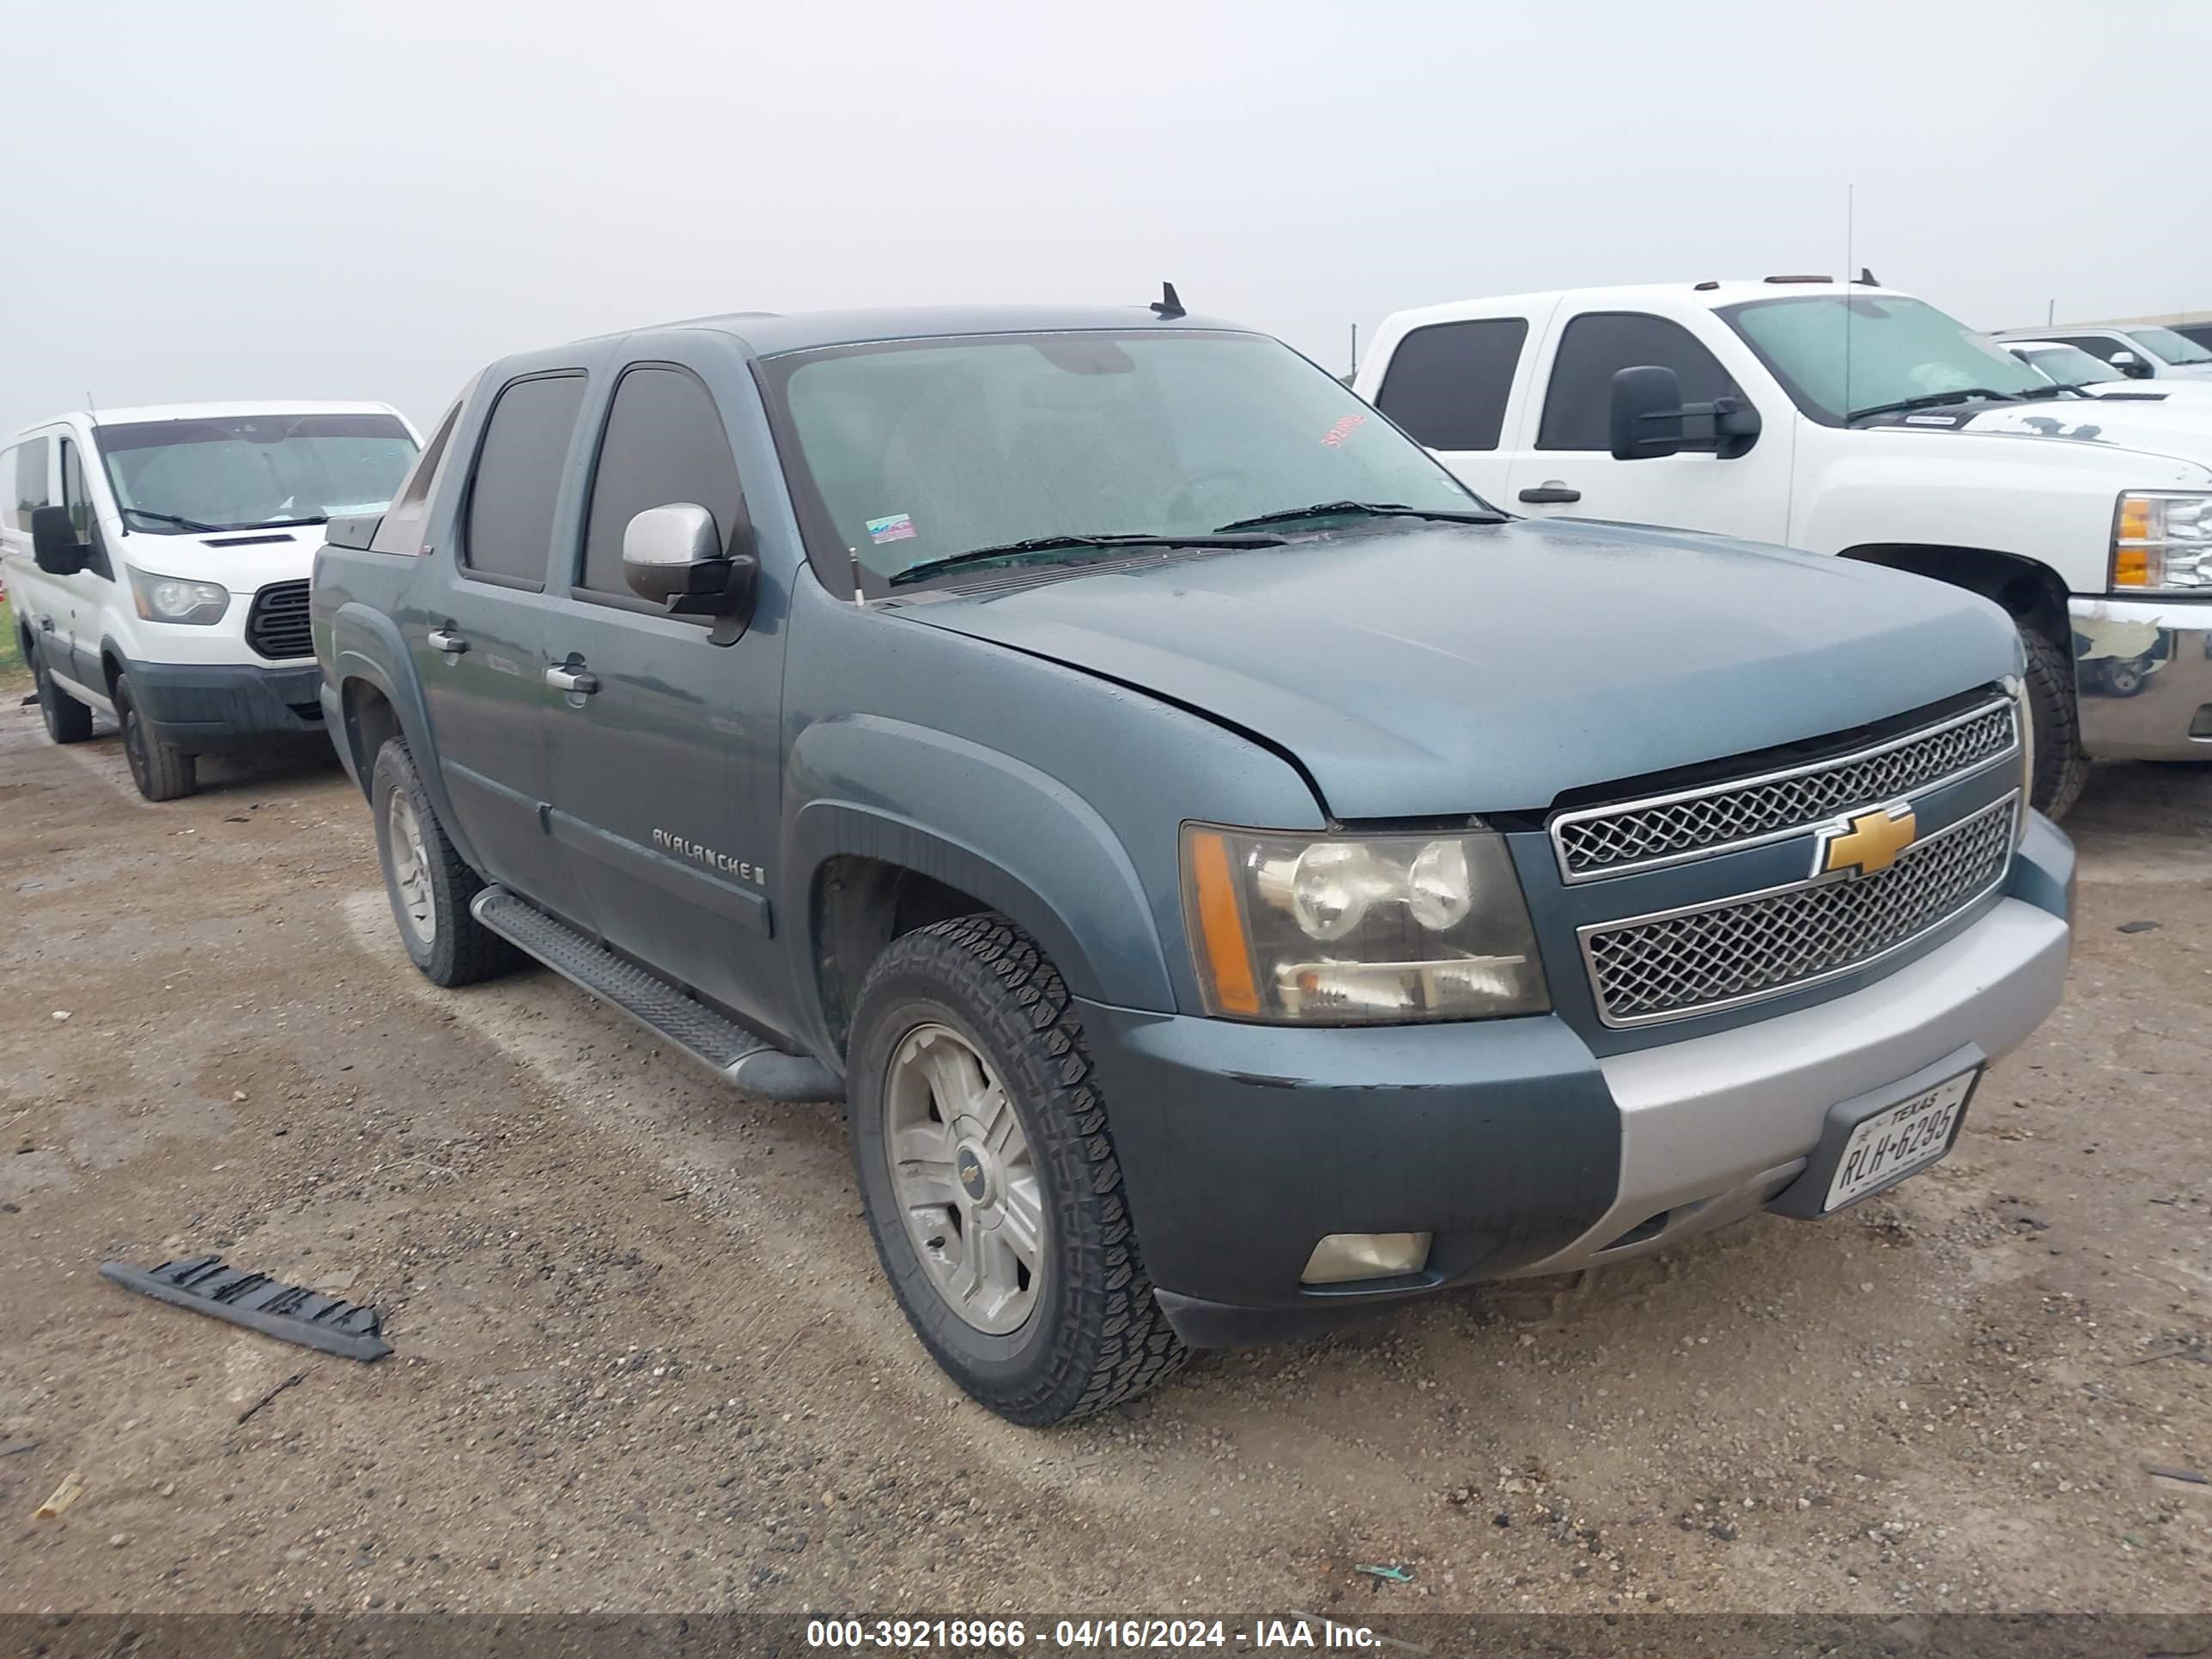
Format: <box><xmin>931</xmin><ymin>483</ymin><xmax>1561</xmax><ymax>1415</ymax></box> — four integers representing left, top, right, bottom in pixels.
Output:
<box><xmin>1372</xmin><ymin>319</ymin><xmax>1528</xmax><ymax>451</ymax></box>
<box><xmin>1537</xmin><ymin>313</ymin><xmax>1741</xmax><ymax>451</ymax></box>
<box><xmin>574</xmin><ymin>366</ymin><xmax>746</xmax><ymax>603</ymax></box>
<box><xmin>462</xmin><ymin>374</ymin><xmax>587</xmax><ymax>586</ymax></box>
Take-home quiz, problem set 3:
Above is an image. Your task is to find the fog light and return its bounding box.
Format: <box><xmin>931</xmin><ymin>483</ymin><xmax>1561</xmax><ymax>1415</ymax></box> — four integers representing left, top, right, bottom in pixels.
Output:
<box><xmin>1299</xmin><ymin>1231</ymin><xmax>1433</xmax><ymax>1285</ymax></box>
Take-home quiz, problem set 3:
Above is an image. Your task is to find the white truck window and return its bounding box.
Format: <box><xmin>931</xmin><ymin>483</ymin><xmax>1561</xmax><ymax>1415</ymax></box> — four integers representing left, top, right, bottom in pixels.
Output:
<box><xmin>14</xmin><ymin>437</ymin><xmax>50</xmax><ymax>526</ymax></box>
<box><xmin>1536</xmin><ymin>314</ymin><xmax>1739</xmax><ymax>450</ymax></box>
<box><xmin>1371</xmin><ymin>319</ymin><xmax>1528</xmax><ymax>451</ymax></box>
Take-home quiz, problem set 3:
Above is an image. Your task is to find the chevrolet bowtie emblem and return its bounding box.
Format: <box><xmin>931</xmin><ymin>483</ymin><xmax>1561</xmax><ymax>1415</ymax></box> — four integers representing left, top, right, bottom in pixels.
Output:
<box><xmin>1814</xmin><ymin>802</ymin><xmax>1917</xmax><ymax>878</ymax></box>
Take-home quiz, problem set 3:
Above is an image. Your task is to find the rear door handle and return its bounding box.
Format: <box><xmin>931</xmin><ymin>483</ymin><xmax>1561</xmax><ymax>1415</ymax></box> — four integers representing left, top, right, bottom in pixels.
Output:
<box><xmin>544</xmin><ymin>665</ymin><xmax>599</xmax><ymax>696</ymax></box>
<box><xmin>1517</xmin><ymin>481</ymin><xmax>1582</xmax><ymax>504</ymax></box>
<box><xmin>427</xmin><ymin>627</ymin><xmax>468</xmax><ymax>654</ymax></box>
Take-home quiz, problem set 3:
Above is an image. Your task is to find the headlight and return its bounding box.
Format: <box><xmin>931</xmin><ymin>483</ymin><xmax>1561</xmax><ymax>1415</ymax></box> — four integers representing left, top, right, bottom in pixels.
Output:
<box><xmin>1182</xmin><ymin>823</ymin><xmax>1549</xmax><ymax>1024</ymax></box>
<box><xmin>127</xmin><ymin>566</ymin><xmax>230</xmax><ymax>624</ymax></box>
<box><xmin>2112</xmin><ymin>492</ymin><xmax>2212</xmax><ymax>592</ymax></box>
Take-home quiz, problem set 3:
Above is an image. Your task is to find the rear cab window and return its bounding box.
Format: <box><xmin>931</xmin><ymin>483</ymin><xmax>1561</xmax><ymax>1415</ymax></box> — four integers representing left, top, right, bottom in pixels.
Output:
<box><xmin>462</xmin><ymin>374</ymin><xmax>589</xmax><ymax>587</ymax></box>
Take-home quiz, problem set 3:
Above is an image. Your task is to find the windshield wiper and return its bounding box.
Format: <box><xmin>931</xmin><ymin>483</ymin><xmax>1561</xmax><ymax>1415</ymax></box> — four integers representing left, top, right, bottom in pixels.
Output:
<box><xmin>252</xmin><ymin>515</ymin><xmax>331</xmax><ymax>528</ymax></box>
<box><xmin>1845</xmin><ymin>388</ymin><xmax>2027</xmax><ymax>422</ymax></box>
<box><xmin>1212</xmin><ymin>500</ymin><xmax>1506</xmax><ymax>532</ymax></box>
<box><xmin>886</xmin><ymin>532</ymin><xmax>1285</xmax><ymax>588</ymax></box>
<box><xmin>121</xmin><ymin>507</ymin><xmax>228</xmax><ymax>532</ymax></box>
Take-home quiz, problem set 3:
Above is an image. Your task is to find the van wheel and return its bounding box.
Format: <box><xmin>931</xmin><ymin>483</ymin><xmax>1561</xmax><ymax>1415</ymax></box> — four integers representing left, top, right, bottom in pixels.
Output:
<box><xmin>369</xmin><ymin>737</ymin><xmax>517</xmax><ymax>987</ymax></box>
<box><xmin>31</xmin><ymin>645</ymin><xmax>93</xmax><ymax>744</ymax></box>
<box><xmin>848</xmin><ymin>915</ymin><xmax>1188</xmax><ymax>1425</ymax></box>
<box><xmin>2021</xmin><ymin>627</ymin><xmax>2087</xmax><ymax>821</ymax></box>
<box><xmin>114</xmin><ymin>675</ymin><xmax>197</xmax><ymax>800</ymax></box>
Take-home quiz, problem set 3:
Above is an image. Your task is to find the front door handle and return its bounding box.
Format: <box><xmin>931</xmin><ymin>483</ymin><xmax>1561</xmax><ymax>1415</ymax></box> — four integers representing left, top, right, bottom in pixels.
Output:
<box><xmin>544</xmin><ymin>664</ymin><xmax>599</xmax><ymax>696</ymax></box>
<box><xmin>427</xmin><ymin>627</ymin><xmax>468</xmax><ymax>654</ymax></box>
<box><xmin>1517</xmin><ymin>481</ymin><xmax>1582</xmax><ymax>504</ymax></box>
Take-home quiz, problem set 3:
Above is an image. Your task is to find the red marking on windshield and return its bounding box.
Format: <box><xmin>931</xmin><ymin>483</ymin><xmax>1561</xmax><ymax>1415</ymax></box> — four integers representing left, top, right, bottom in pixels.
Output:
<box><xmin>1322</xmin><ymin>414</ymin><xmax>1368</xmax><ymax>448</ymax></box>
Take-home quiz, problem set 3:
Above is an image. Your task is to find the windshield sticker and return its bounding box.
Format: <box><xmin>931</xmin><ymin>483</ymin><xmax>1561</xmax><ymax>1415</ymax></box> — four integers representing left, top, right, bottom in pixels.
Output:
<box><xmin>866</xmin><ymin>513</ymin><xmax>916</xmax><ymax>544</ymax></box>
<box><xmin>1322</xmin><ymin>414</ymin><xmax>1369</xmax><ymax>448</ymax></box>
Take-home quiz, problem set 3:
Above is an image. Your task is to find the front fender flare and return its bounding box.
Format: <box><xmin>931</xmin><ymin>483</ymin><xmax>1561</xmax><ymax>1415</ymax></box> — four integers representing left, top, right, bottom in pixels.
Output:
<box><xmin>785</xmin><ymin>715</ymin><xmax>1174</xmax><ymax>1021</ymax></box>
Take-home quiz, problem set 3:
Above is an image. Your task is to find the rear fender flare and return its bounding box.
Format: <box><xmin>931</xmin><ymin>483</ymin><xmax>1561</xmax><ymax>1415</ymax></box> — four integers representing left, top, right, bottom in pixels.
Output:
<box><xmin>327</xmin><ymin>603</ymin><xmax>485</xmax><ymax>875</ymax></box>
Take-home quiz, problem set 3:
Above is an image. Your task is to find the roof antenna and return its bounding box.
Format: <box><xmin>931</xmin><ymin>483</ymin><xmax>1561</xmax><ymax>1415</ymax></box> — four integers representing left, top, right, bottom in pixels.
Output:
<box><xmin>1843</xmin><ymin>185</ymin><xmax>1855</xmax><ymax>424</ymax></box>
<box><xmin>86</xmin><ymin>389</ymin><xmax>96</xmax><ymax>414</ymax></box>
<box><xmin>1148</xmin><ymin>282</ymin><xmax>1185</xmax><ymax>320</ymax></box>
<box><xmin>1856</xmin><ymin>266</ymin><xmax>1878</xmax><ymax>286</ymax></box>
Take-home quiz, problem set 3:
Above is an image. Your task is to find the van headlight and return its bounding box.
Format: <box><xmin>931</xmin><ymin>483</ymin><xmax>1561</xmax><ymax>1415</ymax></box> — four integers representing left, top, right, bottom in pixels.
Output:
<box><xmin>2112</xmin><ymin>492</ymin><xmax>2212</xmax><ymax>592</ymax></box>
<box><xmin>127</xmin><ymin>566</ymin><xmax>230</xmax><ymax>624</ymax></box>
<box><xmin>1181</xmin><ymin>823</ymin><xmax>1549</xmax><ymax>1024</ymax></box>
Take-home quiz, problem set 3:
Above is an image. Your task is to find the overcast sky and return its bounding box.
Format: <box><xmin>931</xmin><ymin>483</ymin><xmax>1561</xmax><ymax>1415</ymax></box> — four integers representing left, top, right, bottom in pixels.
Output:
<box><xmin>6</xmin><ymin>0</ymin><xmax>2208</xmax><ymax>435</ymax></box>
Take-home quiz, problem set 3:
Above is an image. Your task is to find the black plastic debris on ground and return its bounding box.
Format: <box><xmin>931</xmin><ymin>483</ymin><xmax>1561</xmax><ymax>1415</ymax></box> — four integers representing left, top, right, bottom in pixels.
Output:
<box><xmin>100</xmin><ymin>1255</ymin><xmax>392</xmax><ymax>1361</ymax></box>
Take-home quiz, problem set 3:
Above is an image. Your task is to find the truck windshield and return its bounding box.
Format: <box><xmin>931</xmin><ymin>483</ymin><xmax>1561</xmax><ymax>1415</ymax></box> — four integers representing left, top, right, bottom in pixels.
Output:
<box><xmin>2124</xmin><ymin>326</ymin><xmax>2212</xmax><ymax>366</ymax></box>
<box><xmin>768</xmin><ymin>330</ymin><xmax>1489</xmax><ymax>586</ymax></box>
<box><xmin>2013</xmin><ymin>344</ymin><xmax>2124</xmax><ymax>387</ymax></box>
<box><xmin>1718</xmin><ymin>295</ymin><xmax>2051</xmax><ymax>424</ymax></box>
<box><xmin>94</xmin><ymin>413</ymin><xmax>417</xmax><ymax>535</ymax></box>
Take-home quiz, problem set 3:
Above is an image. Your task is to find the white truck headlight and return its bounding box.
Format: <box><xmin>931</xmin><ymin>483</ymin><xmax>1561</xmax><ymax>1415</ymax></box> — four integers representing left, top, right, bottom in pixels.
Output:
<box><xmin>127</xmin><ymin>566</ymin><xmax>230</xmax><ymax>624</ymax></box>
<box><xmin>1182</xmin><ymin>823</ymin><xmax>1549</xmax><ymax>1024</ymax></box>
<box><xmin>2112</xmin><ymin>492</ymin><xmax>2212</xmax><ymax>592</ymax></box>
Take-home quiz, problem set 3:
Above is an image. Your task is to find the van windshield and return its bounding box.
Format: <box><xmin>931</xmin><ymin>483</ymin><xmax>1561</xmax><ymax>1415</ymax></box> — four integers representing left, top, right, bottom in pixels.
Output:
<box><xmin>767</xmin><ymin>330</ymin><xmax>1487</xmax><ymax>587</ymax></box>
<box><xmin>94</xmin><ymin>413</ymin><xmax>417</xmax><ymax>534</ymax></box>
<box><xmin>2125</xmin><ymin>327</ymin><xmax>2212</xmax><ymax>366</ymax></box>
<box><xmin>1719</xmin><ymin>295</ymin><xmax>2051</xmax><ymax>423</ymax></box>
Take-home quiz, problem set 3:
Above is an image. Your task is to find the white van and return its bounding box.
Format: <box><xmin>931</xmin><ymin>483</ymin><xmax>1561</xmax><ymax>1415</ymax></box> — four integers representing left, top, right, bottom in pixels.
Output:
<box><xmin>1</xmin><ymin>403</ymin><xmax>418</xmax><ymax>799</ymax></box>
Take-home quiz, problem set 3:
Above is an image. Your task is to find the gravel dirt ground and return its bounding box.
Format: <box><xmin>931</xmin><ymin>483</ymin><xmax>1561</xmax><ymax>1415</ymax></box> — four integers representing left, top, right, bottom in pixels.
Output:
<box><xmin>2</xmin><ymin>698</ymin><xmax>2208</xmax><ymax>1622</ymax></box>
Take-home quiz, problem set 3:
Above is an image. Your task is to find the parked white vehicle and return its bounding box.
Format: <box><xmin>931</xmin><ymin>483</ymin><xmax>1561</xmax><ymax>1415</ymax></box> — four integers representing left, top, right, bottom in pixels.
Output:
<box><xmin>1357</xmin><ymin>278</ymin><xmax>2212</xmax><ymax>817</ymax></box>
<box><xmin>2002</xmin><ymin>339</ymin><xmax>2212</xmax><ymax>405</ymax></box>
<box><xmin>1992</xmin><ymin>323</ymin><xmax>2212</xmax><ymax>384</ymax></box>
<box><xmin>1</xmin><ymin>403</ymin><xmax>419</xmax><ymax>799</ymax></box>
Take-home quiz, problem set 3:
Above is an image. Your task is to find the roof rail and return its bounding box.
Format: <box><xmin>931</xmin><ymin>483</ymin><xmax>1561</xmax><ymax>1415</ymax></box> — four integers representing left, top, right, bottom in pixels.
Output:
<box><xmin>1763</xmin><ymin>274</ymin><xmax>1834</xmax><ymax>284</ymax></box>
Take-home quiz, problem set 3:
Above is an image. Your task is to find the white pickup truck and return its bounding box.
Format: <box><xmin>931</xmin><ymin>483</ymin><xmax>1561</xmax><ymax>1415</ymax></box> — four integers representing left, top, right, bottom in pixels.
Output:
<box><xmin>1356</xmin><ymin>278</ymin><xmax>2212</xmax><ymax>817</ymax></box>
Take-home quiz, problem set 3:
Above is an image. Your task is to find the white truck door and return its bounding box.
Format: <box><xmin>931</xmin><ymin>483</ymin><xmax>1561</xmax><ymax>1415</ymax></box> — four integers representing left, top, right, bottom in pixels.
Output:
<box><xmin>1366</xmin><ymin>304</ymin><xmax>1549</xmax><ymax>510</ymax></box>
<box><xmin>1501</xmin><ymin>306</ymin><xmax>1793</xmax><ymax>544</ymax></box>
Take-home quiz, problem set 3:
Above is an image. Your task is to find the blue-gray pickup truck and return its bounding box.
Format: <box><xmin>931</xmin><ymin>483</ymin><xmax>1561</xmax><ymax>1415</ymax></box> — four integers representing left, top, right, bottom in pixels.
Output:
<box><xmin>312</xmin><ymin>301</ymin><xmax>2073</xmax><ymax>1425</ymax></box>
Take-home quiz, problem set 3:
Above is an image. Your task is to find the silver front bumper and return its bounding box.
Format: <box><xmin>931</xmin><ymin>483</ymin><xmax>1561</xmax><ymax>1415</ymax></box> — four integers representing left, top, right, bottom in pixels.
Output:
<box><xmin>1505</xmin><ymin>852</ymin><xmax>2070</xmax><ymax>1278</ymax></box>
<box><xmin>2071</xmin><ymin>595</ymin><xmax>2212</xmax><ymax>761</ymax></box>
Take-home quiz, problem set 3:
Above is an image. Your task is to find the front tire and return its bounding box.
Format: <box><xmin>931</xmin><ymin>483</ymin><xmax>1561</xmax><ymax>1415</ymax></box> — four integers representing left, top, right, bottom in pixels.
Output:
<box><xmin>848</xmin><ymin>915</ymin><xmax>1188</xmax><ymax>1425</ymax></box>
<box><xmin>114</xmin><ymin>674</ymin><xmax>196</xmax><ymax>800</ymax></box>
<box><xmin>31</xmin><ymin>643</ymin><xmax>93</xmax><ymax>745</ymax></box>
<box><xmin>369</xmin><ymin>738</ymin><xmax>518</xmax><ymax>987</ymax></box>
<box><xmin>2021</xmin><ymin>626</ymin><xmax>2087</xmax><ymax>821</ymax></box>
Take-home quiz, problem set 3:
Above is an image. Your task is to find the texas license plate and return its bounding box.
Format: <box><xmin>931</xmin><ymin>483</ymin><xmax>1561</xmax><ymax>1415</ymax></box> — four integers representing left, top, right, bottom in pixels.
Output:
<box><xmin>1822</xmin><ymin>1067</ymin><xmax>1978</xmax><ymax>1212</ymax></box>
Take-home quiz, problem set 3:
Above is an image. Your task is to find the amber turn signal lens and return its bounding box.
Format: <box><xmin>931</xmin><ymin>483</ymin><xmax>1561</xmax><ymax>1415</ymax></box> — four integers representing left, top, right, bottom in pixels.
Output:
<box><xmin>1186</xmin><ymin>829</ymin><xmax>1260</xmax><ymax>1015</ymax></box>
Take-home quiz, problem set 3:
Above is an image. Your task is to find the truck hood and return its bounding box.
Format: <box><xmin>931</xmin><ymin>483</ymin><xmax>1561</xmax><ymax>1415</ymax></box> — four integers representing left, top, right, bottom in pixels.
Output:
<box><xmin>892</xmin><ymin>520</ymin><xmax>2022</xmax><ymax>817</ymax></box>
<box><xmin>1961</xmin><ymin>396</ymin><xmax>2212</xmax><ymax>460</ymax></box>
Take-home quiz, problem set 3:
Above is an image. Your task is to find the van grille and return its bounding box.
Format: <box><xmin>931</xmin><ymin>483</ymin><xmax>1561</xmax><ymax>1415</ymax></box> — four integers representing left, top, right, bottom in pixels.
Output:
<box><xmin>1550</xmin><ymin>699</ymin><xmax>2018</xmax><ymax>882</ymax></box>
<box><xmin>1579</xmin><ymin>793</ymin><xmax>2017</xmax><ymax>1028</ymax></box>
<box><xmin>245</xmin><ymin>580</ymin><xmax>313</xmax><ymax>660</ymax></box>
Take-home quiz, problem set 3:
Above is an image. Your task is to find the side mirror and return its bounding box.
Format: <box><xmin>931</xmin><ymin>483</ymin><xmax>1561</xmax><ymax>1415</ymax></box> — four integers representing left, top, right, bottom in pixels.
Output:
<box><xmin>1610</xmin><ymin>366</ymin><xmax>1685</xmax><ymax>459</ymax></box>
<box><xmin>1608</xmin><ymin>366</ymin><xmax>1762</xmax><ymax>461</ymax></box>
<box><xmin>2110</xmin><ymin>350</ymin><xmax>2150</xmax><ymax>379</ymax></box>
<box><xmin>29</xmin><ymin>506</ymin><xmax>88</xmax><ymax>575</ymax></box>
<box><xmin>623</xmin><ymin>502</ymin><xmax>758</xmax><ymax>640</ymax></box>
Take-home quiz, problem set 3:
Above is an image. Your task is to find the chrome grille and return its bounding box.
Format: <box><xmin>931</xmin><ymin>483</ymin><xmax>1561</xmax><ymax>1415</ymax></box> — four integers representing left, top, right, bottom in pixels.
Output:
<box><xmin>245</xmin><ymin>580</ymin><xmax>313</xmax><ymax>660</ymax></box>
<box><xmin>1551</xmin><ymin>700</ymin><xmax>2018</xmax><ymax>882</ymax></box>
<box><xmin>1580</xmin><ymin>794</ymin><xmax>2018</xmax><ymax>1028</ymax></box>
